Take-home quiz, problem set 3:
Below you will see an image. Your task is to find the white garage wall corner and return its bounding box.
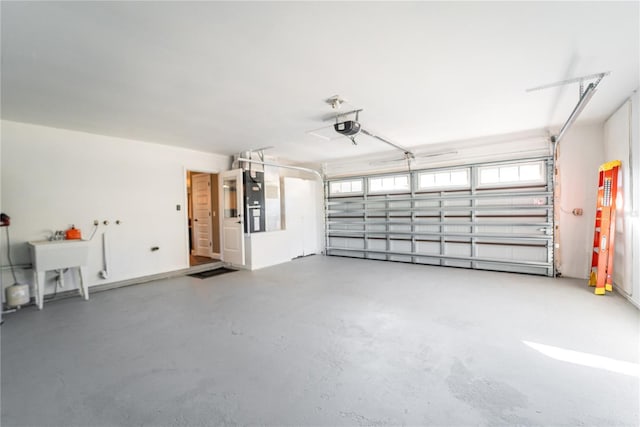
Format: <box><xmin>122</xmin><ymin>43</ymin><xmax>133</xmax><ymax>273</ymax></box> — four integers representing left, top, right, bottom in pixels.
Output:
<box><xmin>0</xmin><ymin>120</ymin><xmax>231</xmax><ymax>300</ymax></box>
<box><xmin>604</xmin><ymin>99</ymin><xmax>633</xmax><ymax>298</ymax></box>
<box><xmin>606</xmin><ymin>89</ymin><xmax>640</xmax><ymax>307</ymax></box>
<box><xmin>555</xmin><ymin>122</ymin><xmax>604</xmax><ymax>279</ymax></box>
<box><xmin>631</xmin><ymin>90</ymin><xmax>640</xmax><ymax>307</ymax></box>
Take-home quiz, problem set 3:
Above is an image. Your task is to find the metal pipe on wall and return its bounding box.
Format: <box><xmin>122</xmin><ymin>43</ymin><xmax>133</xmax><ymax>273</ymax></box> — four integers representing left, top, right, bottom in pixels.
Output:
<box><xmin>99</xmin><ymin>232</ymin><xmax>110</xmax><ymax>279</ymax></box>
<box><xmin>235</xmin><ymin>157</ymin><xmax>323</xmax><ymax>180</ymax></box>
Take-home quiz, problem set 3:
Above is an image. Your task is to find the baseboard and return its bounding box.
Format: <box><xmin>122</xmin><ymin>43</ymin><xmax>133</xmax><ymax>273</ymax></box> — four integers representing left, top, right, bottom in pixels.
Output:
<box><xmin>89</xmin><ymin>262</ymin><xmax>226</xmax><ymax>294</ymax></box>
<box><xmin>614</xmin><ymin>287</ymin><xmax>640</xmax><ymax>310</ymax></box>
<box><xmin>13</xmin><ymin>261</ymin><xmax>227</xmax><ymax>306</ymax></box>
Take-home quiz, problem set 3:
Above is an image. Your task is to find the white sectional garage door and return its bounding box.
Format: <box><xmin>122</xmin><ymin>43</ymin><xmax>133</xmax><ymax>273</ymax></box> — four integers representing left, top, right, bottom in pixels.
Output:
<box><xmin>325</xmin><ymin>157</ymin><xmax>554</xmax><ymax>276</ymax></box>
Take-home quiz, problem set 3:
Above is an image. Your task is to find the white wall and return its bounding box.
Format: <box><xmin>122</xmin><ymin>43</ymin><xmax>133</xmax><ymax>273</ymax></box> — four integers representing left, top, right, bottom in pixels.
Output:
<box><xmin>603</xmin><ymin>90</ymin><xmax>639</xmax><ymax>306</ymax></box>
<box><xmin>604</xmin><ymin>100</ymin><xmax>632</xmax><ymax>296</ymax></box>
<box><xmin>1</xmin><ymin>120</ymin><xmax>230</xmax><ymax>300</ymax></box>
<box><xmin>631</xmin><ymin>90</ymin><xmax>640</xmax><ymax>307</ymax></box>
<box><xmin>244</xmin><ymin>231</ymin><xmax>292</xmax><ymax>270</ymax></box>
<box><xmin>555</xmin><ymin>123</ymin><xmax>604</xmax><ymax>279</ymax></box>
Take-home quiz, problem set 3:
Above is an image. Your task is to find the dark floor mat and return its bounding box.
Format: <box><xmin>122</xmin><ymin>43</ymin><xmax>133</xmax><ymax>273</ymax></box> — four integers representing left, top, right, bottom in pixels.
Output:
<box><xmin>188</xmin><ymin>267</ymin><xmax>237</xmax><ymax>279</ymax></box>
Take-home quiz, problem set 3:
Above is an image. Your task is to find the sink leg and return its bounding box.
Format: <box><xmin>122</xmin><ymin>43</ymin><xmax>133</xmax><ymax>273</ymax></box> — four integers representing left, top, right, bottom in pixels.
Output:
<box><xmin>76</xmin><ymin>268</ymin><xmax>84</xmax><ymax>299</ymax></box>
<box><xmin>32</xmin><ymin>270</ymin><xmax>39</xmax><ymax>308</ymax></box>
<box><xmin>79</xmin><ymin>266</ymin><xmax>89</xmax><ymax>301</ymax></box>
<box><xmin>57</xmin><ymin>269</ymin><xmax>65</xmax><ymax>289</ymax></box>
<box><xmin>35</xmin><ymin>271</ymin><xmax>45</xmax><ymax>310</ymax></box>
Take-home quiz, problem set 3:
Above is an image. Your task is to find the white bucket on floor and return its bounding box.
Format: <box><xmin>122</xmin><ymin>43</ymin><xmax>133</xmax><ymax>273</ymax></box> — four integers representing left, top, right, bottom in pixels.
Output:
<box><xmin>5</xmin><ymin>284</ymin><xmax>30</xmax><ymax>308</ymax></box>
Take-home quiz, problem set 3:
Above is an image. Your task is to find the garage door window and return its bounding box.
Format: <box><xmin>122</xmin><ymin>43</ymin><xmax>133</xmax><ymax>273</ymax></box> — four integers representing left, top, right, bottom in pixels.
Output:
<box><xmin>478</xmin><ymin>161</ymin><xmax>545</xmax><ymax>187</ymax></box>
<box><xmin>419</xmin><ymin>168</ymin><xmax>470</xmax><ymax>190</ymax></box>
<box><xmin>329</xmin><ymin>179</ymin><xmax>363</xmax><ymax>195</ymax></box>
<box><xmin>368</xmin><ymin>174</ymin><xmax>410</xmax><ymax>193</ymax></box>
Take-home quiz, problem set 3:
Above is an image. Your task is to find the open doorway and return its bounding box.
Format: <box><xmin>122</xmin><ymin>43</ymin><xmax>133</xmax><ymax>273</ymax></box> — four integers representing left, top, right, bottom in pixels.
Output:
<box><xmin>186</xmin><ymin>171</ymin><xmax>221</xmax><ymax>267</ymax></box>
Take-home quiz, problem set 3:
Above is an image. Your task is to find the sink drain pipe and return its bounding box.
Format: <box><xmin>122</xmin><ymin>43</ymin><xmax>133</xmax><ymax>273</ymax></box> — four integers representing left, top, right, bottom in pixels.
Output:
<box><xmin>99</xmin><ymin>232</ymin><xmax>110</xmax><ymax>279</ymax></box>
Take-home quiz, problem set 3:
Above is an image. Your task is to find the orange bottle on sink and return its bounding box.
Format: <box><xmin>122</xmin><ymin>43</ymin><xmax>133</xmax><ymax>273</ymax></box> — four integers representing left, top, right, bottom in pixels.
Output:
<box><xmin>65</xmin><ymin>226</ymin><xmax>81</xmax><ymax>240</ymax></box>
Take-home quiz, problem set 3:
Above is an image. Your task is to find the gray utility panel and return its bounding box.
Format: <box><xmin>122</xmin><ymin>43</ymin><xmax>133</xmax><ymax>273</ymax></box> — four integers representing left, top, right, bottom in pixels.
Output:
<box><xmin>325</xmin><ymin>157</ymin><xmax>554</xmax><ymax>276</ymax></box>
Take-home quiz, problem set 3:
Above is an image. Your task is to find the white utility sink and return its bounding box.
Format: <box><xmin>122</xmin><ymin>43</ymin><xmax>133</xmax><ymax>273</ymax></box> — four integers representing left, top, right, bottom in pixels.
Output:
<box><xmin>28</xmin><ymin>239</ymin><xmax>90</xmax><ymax>309</ymax></box>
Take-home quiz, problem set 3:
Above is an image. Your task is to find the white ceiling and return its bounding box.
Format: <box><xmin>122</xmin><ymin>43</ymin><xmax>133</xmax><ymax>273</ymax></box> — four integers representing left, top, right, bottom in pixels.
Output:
<box><xmin>2</xmin><ymin>1</ymin><xmax>638</xmax><ymax>164</ymax></box>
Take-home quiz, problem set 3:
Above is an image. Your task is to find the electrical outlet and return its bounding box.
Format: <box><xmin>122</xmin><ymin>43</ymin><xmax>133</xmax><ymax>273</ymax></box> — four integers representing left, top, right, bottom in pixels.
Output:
<box><xmin>93</xmin><ymin>220</ymin><xmax>99</xmax><ymax>226</ymax></box>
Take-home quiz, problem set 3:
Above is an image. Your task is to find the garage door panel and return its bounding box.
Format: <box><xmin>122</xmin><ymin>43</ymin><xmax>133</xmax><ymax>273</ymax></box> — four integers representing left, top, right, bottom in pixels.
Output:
<box><xmin>415</xmin><ymin>257</ymin><xmax>441</xmax><ymax>266</ymax></box>
<box><xmin>389</xmin><ymin>255</ymin><xmax>413</xmax><ymax>262</ymax></box>
<box><xmin>389</xmin><ymin>225</ymin><xmax>411</xmax><ymax>233</ymax></box>
<box><xmin>326</xmin><ymin>157</ymin><xmax>554</xmax><ymax>276</ymax></box>
<box><xmin>389</xmin><ymin>240</ymin><xmax>412</xmax><ymax>252</ymax></box>
<box><xmin>368</xmin><ymin>224</ymin><xmax>387</xmax><ymax>232</ymax></box>
<box><xmin>368</xmin><ymin>239</ymin><xmax>387</xmax><ymax>251</ymax></box>
<box><xmin>445</xmin><ymin>242</ymin><xmax>472</xmax><ymax>256</ymax></box>
<box><xmin>332</xmin><ymin>250</ymin><xmax>365</xmax><ymax>259</ymax></box>
<box><xmin>329</xmin><ymin>237</ymin><xmax>365</xmax><ymax>250</ymax></box>
<box><xmin>415</xmin><ymin>199</ymin><xmax>441</xmax><ymax>207</ymax></box>
<box><xmin>368</xmin><ymin>202</ymin><xmax>386</xmax><ymax>210</ymax></box>
<box><xmin>476</xmin><ymin>244</ymin><xmax>547</xmax><ymax>262</ymax></box>
<box><xmin>444</xmin><ymin>224</ymin><xmax>472</xmax><ymax>233</ymax></box>
<box><xmin>347</xmin><ymin>224</ymin><xmax>366</xmax><ymax>231</ymax></box>
<box><xmin>415</xmin><ymin>224</ymin><xmax>441</xmax><ymax>233</ymax></box>
<box><xmin>444</xmin><ymin>199</ymin><xmax>472</xmax><ymax>207</ymax></box>
<box><xmin>475</xmin><ymin>263</ymin><xmax>547</xmax><ymax>275</ymax></box>
<box><xmin>389</xmin><ymin>201</ymin><xmax>411</xmax><ymax>209</ymax></box>
<box><xmin>443</xmin><ymin>260</ymin><xmax>473</xmax><ymax>268</ymax></box>
<box><xmin>415</xmin><ymin>241</ymin><xmax>441</xmax><ymax>255</ymax></box>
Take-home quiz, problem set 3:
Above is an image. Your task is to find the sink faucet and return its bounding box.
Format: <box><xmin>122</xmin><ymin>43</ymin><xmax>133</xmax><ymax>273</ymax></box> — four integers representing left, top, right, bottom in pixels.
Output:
<box><xmin>49</xmin><ymin>230</ymin><xmax>65</xmax><ymax>241</ymax></box>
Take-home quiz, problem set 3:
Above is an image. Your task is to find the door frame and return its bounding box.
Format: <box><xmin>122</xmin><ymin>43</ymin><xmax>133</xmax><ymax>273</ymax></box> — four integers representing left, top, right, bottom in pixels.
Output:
<box><xmin>191</xmin><ymin>173</ymin><xmax>214</xmax><ymax>257</ymax></box>
<box><xmin>184</xmin><ymin>167</ymin><xmax>221</xmax><ymax>265</ymax></box>
<box><xmin>219</xmin><ymin>168</ymin><xmax>246</xmax><ymax>267</ymax></box>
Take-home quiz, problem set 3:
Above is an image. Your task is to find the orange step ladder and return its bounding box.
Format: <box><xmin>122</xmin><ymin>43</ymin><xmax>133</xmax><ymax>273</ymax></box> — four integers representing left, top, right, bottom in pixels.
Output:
<box><xmin>588</xmin><ymin>160</ymin><xmax>621</xmax><ymax>295</ymax></box>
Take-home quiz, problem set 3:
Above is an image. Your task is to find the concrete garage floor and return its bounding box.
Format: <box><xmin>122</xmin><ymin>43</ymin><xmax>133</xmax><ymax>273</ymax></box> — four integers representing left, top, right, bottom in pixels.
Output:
<box><xmin>1</xmin><ymin>255</ymin><xmax>639</xmax><ymax>426</ymax></box>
